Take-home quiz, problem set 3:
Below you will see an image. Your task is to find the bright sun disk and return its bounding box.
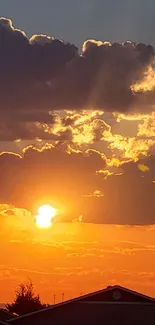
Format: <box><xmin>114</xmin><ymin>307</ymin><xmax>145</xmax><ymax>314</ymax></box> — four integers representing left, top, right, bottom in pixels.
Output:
<box><xmin>35</xmin><ymin>204</ymin><xmax>56</xmax><ymax>228</ymax></box>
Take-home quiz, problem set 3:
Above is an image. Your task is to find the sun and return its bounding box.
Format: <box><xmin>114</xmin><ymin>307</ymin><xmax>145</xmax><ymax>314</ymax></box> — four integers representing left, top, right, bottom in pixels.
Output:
<box><xmin>35</xmin><ymin>204</ymin><xmax>56</xmax><ymax>228</ymax></box>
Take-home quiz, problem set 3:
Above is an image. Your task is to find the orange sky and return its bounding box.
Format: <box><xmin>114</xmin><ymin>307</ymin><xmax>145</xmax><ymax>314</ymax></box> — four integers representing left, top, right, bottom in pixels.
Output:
<box><xmin>1</xmin><ymin>18</ymin><xmax>155</xmax><ymax>307</ymax></box>
<box><xmin>1</xmin><ymin>210</ymin><xmax>155</xmax><ymax>304</ymax></box>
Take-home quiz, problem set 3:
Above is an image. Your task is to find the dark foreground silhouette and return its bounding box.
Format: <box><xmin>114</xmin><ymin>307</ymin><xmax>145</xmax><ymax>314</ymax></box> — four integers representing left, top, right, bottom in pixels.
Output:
<box><xmin>6</xmin><ymin>280</ymin><xmax>46</xmax><ymax>316</ymax></box>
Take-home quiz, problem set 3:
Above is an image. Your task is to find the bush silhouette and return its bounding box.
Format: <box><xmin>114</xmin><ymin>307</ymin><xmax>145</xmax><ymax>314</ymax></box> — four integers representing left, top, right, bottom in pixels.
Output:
<box><xmin>6</xmin><ymin>280</ymin><xmax>46</xmax><ymax>316</ymax></box>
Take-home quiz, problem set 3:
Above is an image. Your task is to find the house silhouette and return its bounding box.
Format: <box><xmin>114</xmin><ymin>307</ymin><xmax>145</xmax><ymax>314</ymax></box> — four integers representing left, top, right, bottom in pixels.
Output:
<box><xmin>2</xmin><ymin>285</ymin><xmax>155</xmax><ymax>325</ymax></box>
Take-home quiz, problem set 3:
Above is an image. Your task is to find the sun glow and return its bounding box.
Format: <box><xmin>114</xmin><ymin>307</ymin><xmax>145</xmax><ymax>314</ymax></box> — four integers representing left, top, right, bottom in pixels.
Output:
<box><xmin>35</xmin><ymin>204</ymin><xmax>56</xmax><ymax>228</ymax></box>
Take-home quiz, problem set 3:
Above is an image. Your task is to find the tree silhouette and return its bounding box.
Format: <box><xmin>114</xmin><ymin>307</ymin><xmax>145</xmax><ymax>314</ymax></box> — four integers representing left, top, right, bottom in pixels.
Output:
<box><xmin>6</xmin><ymin>280</ymin><xmax>46</xmax><ymax>316</ymax></box>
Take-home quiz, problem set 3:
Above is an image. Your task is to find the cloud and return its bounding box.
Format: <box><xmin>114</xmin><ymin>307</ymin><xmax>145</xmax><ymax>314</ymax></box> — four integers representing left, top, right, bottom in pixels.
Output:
<box><xmin>34</xmin><ymin>110</ymin><xmax>107</xmax><ymax>146</ymax></box>
<box><xmin>106</xmin><ymin>135</ymin><xmax>154</xmax><ymax>161</ymax></box>
<box><xmin>1</xmin><ymin>17</ymin><xmax>155</xmax><ymax>226</ymax></box>
<box><xmin>72</xmin><ymin>215</ymin><xmax>83</xmax><ymax>223</ymax></box>
<box><xmin>83</xmin><ymin>189</ymin><xmax>104</xmax><ymax>198</ymax></box>
<box><xmin>0</xmin><ymin>143</ymin><xmax>106</xmax><ymax>215</ymax></box>
<box><xmin>61</xmin><ymin>110</ymin><xmax>108</xmax><ymax>146</ymax></box>
<box><xmin>57</xmin><ymin>41</ymin><xmax>155</xmax><ymax>113</ymax></box>
<box><xmin>93</xmin><ymin>156</ymin><xmax>155</xmax><ymax>224</ymax></box>
<box><xmin>0</xmin><ymin>18</ymin><xmax>155</xmax><ymax>141</ymax></box>
<box><xmin>137</xmin><ymin>112</ymin><xmax>155</xmax><ymax>138</ymax></box>
<box><xmin>0</xmin><ymin>143</ymin><xmax>155</xmax><ymax>224</ymax></box>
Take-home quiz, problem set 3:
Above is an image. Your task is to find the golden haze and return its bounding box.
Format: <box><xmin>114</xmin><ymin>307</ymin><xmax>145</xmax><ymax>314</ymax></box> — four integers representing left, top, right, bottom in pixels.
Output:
<box><xmin>1</xmin><ymin>206</ymin><xmax>155</xmax><ymax>303</ymax></box>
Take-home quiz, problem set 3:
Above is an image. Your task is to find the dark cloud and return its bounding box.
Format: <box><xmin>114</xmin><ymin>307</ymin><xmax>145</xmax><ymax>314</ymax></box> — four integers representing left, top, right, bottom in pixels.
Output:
<box><xmin>0</xmin><ymin>17</ymin><xmax>78</xmax><ymax>140</ymax></box>
<box><xmin>60</xmin><ymin>41</ymin><xmax>154</xmax><ymax>112</ymax></box>
<box><xmin>0</xmin><ymin>144</ymin><xmax>155</xmax><ymax>225</ymax></box>
<box><xmin>0</xmin><ymin>143</ymin><xmax>106</xmax><ymax>213</ymax></box>
<box><xmin>0</xmin><ymin>120</ymin><xmax>72</xmax><ymax>141</ymax></box>
<box><xmin>0</xmin><ymin>109</ymin><xmax>74</xmax><ymax>141</ymax></box>
<box><xmin>0</xmin><ymin>18</ymin><xmax>77</xmax><ymax>107</ymax></box>
<box><xmin>0</xmin><ymin>17</ymin><xmax>154</xmax><ymax>131</ymax></box>
<box><xmin>84</xmin><ymin>156</ymin><xmax>155</xmax><ymax>225</ymax></box>
<box><xmin>0</xmin><ymin>17</ymin><xmax>155</xmax><ymax>142</ymax></box>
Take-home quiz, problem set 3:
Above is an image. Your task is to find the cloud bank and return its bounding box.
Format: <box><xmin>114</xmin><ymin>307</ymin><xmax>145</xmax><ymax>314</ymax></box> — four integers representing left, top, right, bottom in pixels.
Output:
<box><xmin>0</xmin><ymin>18</ymin><xmax>155</xmax><ymax>226</ymax></box>
<box><xmin>0</xmin><ymin>143</ymin><xmax>155</xmax><ymax>225</ymax></box>
<box><xmin>0</xmin><ymin>17</ymin><xmax>155</xmax><ymax>142</ymax></box>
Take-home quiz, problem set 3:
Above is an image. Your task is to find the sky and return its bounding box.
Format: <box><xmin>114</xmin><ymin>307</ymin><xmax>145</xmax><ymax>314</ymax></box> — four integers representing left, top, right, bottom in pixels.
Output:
<box><xmin>0</xmin><ymin>0</ymin><xmax>155</xmax><ymax>46</ymax></box>
<box><xmin>1</xmin><ymin>0</ymin><xmax>155</xmax><ymax>304</ymax></box>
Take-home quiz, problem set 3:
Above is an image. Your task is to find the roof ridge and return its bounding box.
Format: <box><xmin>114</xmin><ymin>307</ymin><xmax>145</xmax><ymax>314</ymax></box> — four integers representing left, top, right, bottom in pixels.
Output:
<box><xmin>115</xmin><ymin>285</ymin><xmax>155</xmax><ymax>302</ymax></box>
